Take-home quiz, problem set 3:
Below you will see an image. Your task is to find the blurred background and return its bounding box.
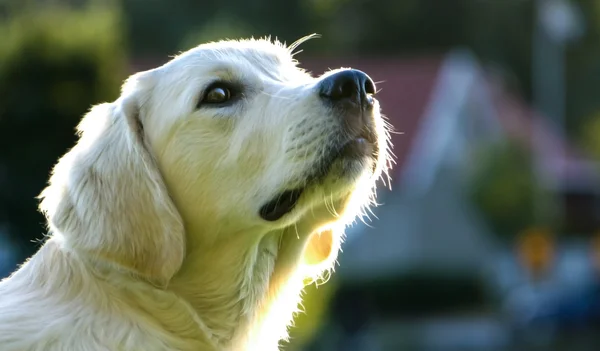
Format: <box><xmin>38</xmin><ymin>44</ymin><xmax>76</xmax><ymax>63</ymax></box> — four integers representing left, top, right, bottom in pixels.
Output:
<box><xmin>1</xmin><ymin>0</ymin><xmax>600</xmax><ymax>350</ymax></box>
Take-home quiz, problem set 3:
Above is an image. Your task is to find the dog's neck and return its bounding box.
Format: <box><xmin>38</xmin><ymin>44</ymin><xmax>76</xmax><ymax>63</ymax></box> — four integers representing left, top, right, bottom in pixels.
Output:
<box><xmin>169</xmin><ymin>229</ymin><xmax>279</xmax><ymax>342</ymax></box>
<box><xmin>169</xmin><ymin>225</ymin><xmax>309</xmax><ymax>349</ymax></box>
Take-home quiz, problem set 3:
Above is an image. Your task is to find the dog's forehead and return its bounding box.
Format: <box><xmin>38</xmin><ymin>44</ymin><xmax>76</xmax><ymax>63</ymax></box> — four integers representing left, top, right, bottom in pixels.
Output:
<box><xmin>183</xmin><ymin>40</ymin><xmax>290</xmax><ymax>66</ymax></box>
<box><xmin>163</xmin><ymin>39</ymin><xmax>305</xmax><ymax>80</ymax></box>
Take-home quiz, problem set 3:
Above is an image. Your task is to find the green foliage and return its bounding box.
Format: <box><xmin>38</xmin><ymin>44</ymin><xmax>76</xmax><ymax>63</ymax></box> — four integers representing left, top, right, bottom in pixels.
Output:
<box><xmin>0</xmin><ymin>4</ymin><xmax>127</xmax><ymax>259</ymax></box>
<box><xmin>580</xmin><ymin>112</ymin><xmax>600</xmax><ymax>160</ymax></box>
<box><xmin>469</xmin><ymin>141</ymin><xmax>554</xmax><ymax>238</ymax></box>
<box><xmin>567</xmin><ymin>0</ymin><xmax>600</xmax><ymax>134</ymax></box>
<box><xmin>179</xmin><ymin>14</ymin><xmax>256</xmax><ymax>51</ymax></box>
<box><xmin>120</xmin><ymin>0</ymin><xmax>317</xmax><ymax>56</ymax></box>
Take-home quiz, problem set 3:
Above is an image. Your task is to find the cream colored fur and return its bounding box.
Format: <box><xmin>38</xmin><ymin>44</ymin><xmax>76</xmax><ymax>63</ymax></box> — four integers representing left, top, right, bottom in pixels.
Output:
<box><xmin>0</xmin><ymin>37</ymin><xmax>390</xmax><ymax>351</ymax></box>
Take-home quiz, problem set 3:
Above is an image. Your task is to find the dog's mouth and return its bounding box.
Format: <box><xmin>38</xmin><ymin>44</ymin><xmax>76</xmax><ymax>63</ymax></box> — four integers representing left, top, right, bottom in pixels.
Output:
<box><xmin>339</xmin><ymin>136</ymin><xmax>376</xmax><ymax>159</ymax></box>
<box><xmin>259</xmin><ymin>133</ymin><xmax>378</xmax><ymax>222</ymax></box>
<box><xmin>320</xmin><ymin>127</ymin><xmax>379</xmax><ymax>175</ymax></box>
<box><xmin>259</xmin><ymin>116</ymin><xmax>380</xmax><ymax>221</ymax></box>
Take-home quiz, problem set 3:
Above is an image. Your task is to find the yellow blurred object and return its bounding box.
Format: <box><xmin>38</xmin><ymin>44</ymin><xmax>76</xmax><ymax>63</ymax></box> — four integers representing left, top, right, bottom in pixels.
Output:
<box><xmin>580</xmin><ymin>112</ymin><xmax>600</xmax><ymax>161</ymax></box>
<box><xmin>589</xmin><ymin>232</ymin><xmax>600</xmax><ymax>272</ymax></box>
<box><xmin>516</xmin><ymin>227</ymin><xmax>555</xmax><ymax>278</ymax></box>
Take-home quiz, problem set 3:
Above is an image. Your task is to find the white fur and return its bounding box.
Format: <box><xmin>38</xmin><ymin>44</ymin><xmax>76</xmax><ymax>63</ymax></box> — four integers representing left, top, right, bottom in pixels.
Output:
<box><xmin>0</xmin><ymin>37</ymin><xmax>391</xmax><ymax>351</ymax></box>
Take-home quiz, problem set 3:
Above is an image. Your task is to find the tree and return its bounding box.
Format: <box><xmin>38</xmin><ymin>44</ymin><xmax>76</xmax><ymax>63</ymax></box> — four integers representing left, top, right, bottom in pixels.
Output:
<box><xmin>469</xmin><ymin>141</ymin><xmax>557</xmax><ymax>238</ymax></box>
<box><xmin>0</xmin><ymin>3</ymin><xmax>127</xmax><ymax>263</ymax></box>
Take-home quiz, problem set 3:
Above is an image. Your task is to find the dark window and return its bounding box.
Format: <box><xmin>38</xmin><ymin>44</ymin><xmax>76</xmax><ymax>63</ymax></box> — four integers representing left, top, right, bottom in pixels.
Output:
<box><xmin>562</xmin><ymin>191</ymin><xmax>600</xmax><ymax>235</ymax></box>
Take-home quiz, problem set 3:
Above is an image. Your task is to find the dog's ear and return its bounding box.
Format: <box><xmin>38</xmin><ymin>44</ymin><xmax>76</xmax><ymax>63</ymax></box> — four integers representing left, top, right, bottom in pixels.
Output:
<box><xmin>39</xmin><ymin>72</ymin><xmax>185</xmax><ymax>287</ymax></box>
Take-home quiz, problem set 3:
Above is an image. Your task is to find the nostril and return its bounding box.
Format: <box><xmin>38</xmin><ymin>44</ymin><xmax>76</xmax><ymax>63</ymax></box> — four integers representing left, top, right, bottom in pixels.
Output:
<box><xmin>319</xmin><ymin>69</ymin><xmax>375</xmax><ymax>107</ymax></box>
<box><xmin>335</xmin><ymin>80</ymin><xmax>358</xmax><ymax>100</ymax></box>
<box><xmin>320</xmin><ymin>71</ymin><xmax>360</xmax><ymax>102</ymax></box>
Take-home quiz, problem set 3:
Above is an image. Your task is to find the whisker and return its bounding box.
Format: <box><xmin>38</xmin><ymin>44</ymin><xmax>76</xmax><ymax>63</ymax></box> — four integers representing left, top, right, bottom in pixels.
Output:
<box><xmin>288</xmin><ymin>33</ymin><xmax>321</xmax><ymax>55</ymax></box>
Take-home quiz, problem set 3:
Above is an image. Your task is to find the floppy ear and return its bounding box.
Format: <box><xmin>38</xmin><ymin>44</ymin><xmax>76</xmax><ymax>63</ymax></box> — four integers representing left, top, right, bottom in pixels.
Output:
<box><xmin>39</xmin><ymin>73</ymin><xmax>185</xmax><ymax>286</ymax></box>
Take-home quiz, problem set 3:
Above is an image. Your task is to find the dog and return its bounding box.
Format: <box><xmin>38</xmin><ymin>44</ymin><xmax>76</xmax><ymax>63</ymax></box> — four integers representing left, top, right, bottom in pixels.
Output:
<box><xmin>0</xmin><ymin>36</ymin><xmax>391</xmax><ymax>350</ymax></box>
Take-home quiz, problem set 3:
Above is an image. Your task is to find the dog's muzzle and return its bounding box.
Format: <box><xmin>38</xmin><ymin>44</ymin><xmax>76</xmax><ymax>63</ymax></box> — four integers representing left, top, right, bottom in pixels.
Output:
<box><xmin>259</xmin><ymin>69</ymin><xmax>379</xmax><ymax>222</ymax></box>
<box><xmin>319</xmin><ymin>69</ymin><xmax>378</xmax><ymax>160</ymax></box>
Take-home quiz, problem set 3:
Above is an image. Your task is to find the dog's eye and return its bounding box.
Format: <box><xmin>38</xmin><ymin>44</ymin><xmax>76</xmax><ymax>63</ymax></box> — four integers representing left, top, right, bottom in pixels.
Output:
<box><xmin>199</xmin><ymin>83</ymin><xmax>234</xmax><ymax>106</ymax></box>
<box><xmin>205</xmin><ymin>86</ymin><xmax>230</xmax><ymax>103</ymax></box>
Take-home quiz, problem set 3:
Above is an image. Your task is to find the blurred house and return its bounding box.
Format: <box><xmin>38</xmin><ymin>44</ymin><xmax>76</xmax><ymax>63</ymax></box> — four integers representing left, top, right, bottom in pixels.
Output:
<box><xmin>304</xmin><ymin>50</ymin><xmax>501</xmax><ymax>282</ymax></box>
<box><xmin>301</xmin><ymin>48</ymin><xmax>600</xmax><ymax>283</ymax></box>
<box><xmin>300</xmin><ymin>49</ymin><xmax>600</xmax><ymax>350</ymax></box>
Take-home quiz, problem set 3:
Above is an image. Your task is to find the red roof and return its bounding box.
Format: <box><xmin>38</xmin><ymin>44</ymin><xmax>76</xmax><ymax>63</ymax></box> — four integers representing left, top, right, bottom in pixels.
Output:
<box><xmin>300</xmin><ymin>56</ymin><xmax>443</xmax><ymax>180</ymax></box>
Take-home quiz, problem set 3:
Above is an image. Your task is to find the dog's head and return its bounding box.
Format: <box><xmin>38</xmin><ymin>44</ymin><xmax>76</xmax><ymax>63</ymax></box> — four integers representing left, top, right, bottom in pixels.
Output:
<box><xmin>39</xmin><ymin>37</ymin><xmax>391</xmax><ymax>286</ymax></box>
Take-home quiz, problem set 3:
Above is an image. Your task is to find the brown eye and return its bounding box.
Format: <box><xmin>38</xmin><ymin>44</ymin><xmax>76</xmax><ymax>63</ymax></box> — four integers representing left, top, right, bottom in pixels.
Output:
<box><xmin>202</xmin><ymin>84</ymin><xmax>232</xmax><ymax>105</ymax></box>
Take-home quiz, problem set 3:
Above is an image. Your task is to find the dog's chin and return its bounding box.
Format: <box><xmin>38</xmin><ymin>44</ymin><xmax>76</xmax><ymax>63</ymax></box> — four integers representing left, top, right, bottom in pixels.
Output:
<box><xmin>259</xmin><ymin>137</ymin><xmax>377</xmax><ymax>222</ymax></box>
<box><xmin>337</xmin><ymin>137</ymin><xmax>378</xmax><ymax>176</ymax></box>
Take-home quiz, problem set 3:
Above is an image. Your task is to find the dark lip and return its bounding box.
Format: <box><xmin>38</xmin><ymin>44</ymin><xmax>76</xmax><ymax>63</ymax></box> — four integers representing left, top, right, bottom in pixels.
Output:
<box><xmin>259</xmin><ymin>188</ymin><xmax>304</xmax><ymax>222</ymax></box>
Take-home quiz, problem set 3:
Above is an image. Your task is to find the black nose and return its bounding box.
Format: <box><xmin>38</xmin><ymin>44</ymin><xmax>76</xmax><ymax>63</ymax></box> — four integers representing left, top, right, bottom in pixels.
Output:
<box><xmin>319</xmin><ymin>69</ymin><xmax>376</xmax><ymax>109</ymax></box>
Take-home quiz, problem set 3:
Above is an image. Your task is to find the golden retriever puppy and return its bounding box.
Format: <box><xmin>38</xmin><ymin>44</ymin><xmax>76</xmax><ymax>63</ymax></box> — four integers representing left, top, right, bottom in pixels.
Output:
<box><xmin>0</xmin><ymin>36</ymin><xmax>391</xmax><ymax>350</ymax></box>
